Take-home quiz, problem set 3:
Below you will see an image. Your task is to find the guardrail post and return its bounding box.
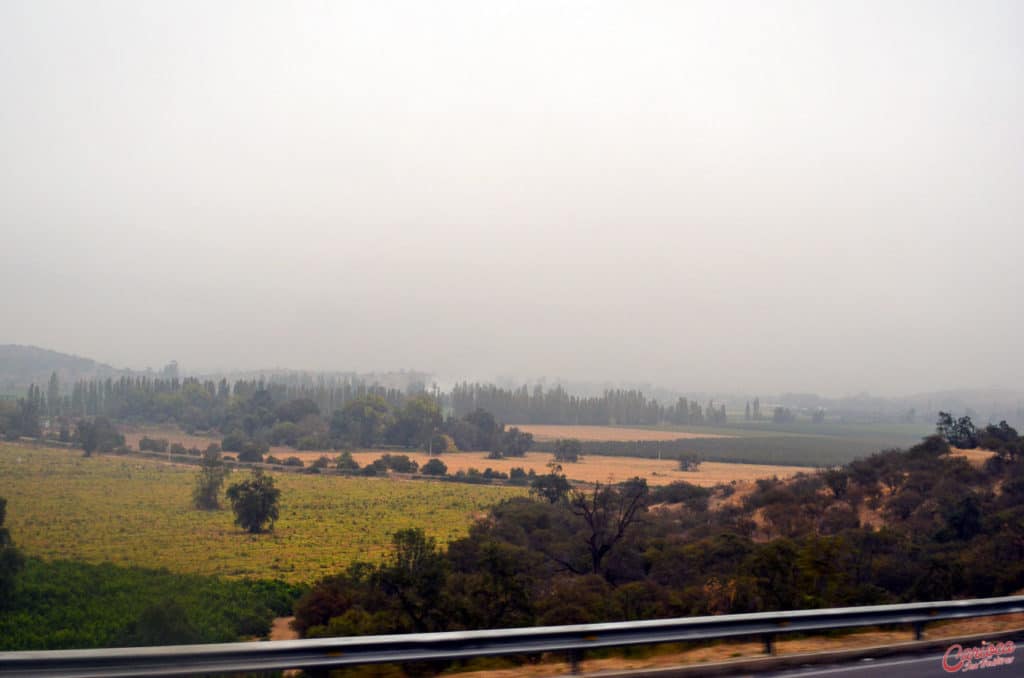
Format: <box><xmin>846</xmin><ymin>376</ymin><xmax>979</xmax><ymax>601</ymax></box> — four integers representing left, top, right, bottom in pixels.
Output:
<box><xmin>763</xmin><ymin>633</ymin><xmax>776</xmax><ymax>656</ymax></box>
<box><xmin>913</xmin><ymin>621</ymin><xmax>926</xmax><ymax>641</ymax></box>
<box><xmin>568</xmin><ymin>648</ymin><xmax>584</xmax><ymax>674</ymax></box>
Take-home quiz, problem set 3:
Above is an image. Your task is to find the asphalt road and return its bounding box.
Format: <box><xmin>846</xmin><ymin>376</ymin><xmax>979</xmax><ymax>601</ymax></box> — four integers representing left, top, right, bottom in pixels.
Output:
<box><xmin>760</xmin><ymin>641</ymin><xmax>1024</xmax><ymax>677</ymax></box>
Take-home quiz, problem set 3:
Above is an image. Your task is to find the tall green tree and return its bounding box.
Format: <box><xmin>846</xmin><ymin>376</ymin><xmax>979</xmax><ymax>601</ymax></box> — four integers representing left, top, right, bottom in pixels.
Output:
<box><xmin>378</xmin><ymin>529</ymin><xmax>448</xmax><ymax>632</ymax></box>
<box><xmin>392</xmin><ymin>394</ymin><xmax>442</xmax><ymax>449</ymax></box>
<box><xmin>226</xmin><ymin>472</ymin><xmax>281</xmax><ymax>533</ymax></box>
<box><xmin>193</xmin><ymin>449</ymin><xmax>230</xmax><ymax>510</ymax></box>
<box><xmin>331</xmin><ymin>396</ymin><xmax>393</xmax><ymax>448</ymax></box>
<box><xmin>46</xmin><ymin>372</ymin><xmax>60</xmax><ymax>417</ymax></box>
<box><xmin>76</xmin><ymin>417</ymin><xmax>123</xmax><ymax>456</ymax></box>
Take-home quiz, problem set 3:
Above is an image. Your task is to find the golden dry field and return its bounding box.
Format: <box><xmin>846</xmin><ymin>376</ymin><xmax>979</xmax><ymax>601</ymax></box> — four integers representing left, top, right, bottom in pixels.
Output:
<box><xmin>342</xmin><ymin>450</ymin><xmax>803</xmax><ymax>487</ymax></box>
<box><xmin>121</xmin><ymin>426</ymin><xmax>800</xmax><ymax>486</ymax></box>
<box><xmin>514</xmin><ymin>424</ymin><xmax>733</xmax><ymax>442</ymax></box>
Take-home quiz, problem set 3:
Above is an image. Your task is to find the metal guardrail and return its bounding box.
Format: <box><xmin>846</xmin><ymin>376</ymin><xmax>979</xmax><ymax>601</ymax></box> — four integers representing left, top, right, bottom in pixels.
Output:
<box><xmin>2</xmin><ymin>595</ymin><xmax>1023</xmax><ymax>677</ymax></box>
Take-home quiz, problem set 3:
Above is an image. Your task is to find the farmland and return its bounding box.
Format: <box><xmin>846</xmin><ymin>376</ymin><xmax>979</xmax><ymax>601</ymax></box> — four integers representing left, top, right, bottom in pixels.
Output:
<box><xmin>0</xmin><ymin>444</ymin><xmax>523</xmax><ymax>584</ymax></box>
<box><xmin>514</xmin><ymin>424</ymin><xmax>732</xmax><ymax>442</ymax></box>
<box><xmin>120</xmin><ymin>426</ymin><xmax>808</xmax><ymax>484</ymax></box>
<box><xmin>344</xmin><ymin>450</ymin><xmax>805</xmax><ymax>486</ymax></box>
<box><xmin>529</xmin><ymin>422</ymin><xmax>929</xmax><ymax>467</ymax></box>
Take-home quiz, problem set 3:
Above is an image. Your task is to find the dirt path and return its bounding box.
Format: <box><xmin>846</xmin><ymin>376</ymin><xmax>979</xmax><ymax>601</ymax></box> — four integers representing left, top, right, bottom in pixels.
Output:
<box><xmin>269</xmin><ymin>617</ymin><xmax>298</xmax><ymax>641</ymax></box>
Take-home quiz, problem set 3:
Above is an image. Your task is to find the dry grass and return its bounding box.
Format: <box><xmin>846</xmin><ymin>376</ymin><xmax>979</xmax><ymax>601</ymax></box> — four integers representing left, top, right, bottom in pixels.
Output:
<box><xmin>342</xmin><ymin>450</ymin><xmax>803</xmax><ymax>487</ymax></box>
<box><xmin>515</xmin><ymin>424</ymin><xmax>733</xmax><ymax>442</ymax></box>
<box><xmin>951</xmin><ymin>448</ymin><xmax>997</xmax><ymax>467</ymax></box>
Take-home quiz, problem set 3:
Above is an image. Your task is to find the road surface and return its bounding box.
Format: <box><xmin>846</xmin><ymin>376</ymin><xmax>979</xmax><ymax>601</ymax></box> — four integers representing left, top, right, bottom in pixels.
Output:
<box><xmin>761</xmin><ymin>640</ymin><xmax>1023</xmax><ymax>677</ymax></box>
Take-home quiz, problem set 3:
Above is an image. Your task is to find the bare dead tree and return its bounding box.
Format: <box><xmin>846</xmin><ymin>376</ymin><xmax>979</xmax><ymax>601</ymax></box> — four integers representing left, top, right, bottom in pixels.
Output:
<box><xmin>569</xmin><ymin>477</ymin><xmax>650</xmax><ymax>576</ymax></box>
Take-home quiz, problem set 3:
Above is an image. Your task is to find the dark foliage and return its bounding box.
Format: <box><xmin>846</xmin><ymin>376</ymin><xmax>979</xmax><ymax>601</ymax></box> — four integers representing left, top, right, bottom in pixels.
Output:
<box><xmin>0</xmin><ymin>559</ymin><xmax>299</xmax><ymax>650</ymax></box>
<box><xmin>553</xmin><ymin>438</ymin><xmax>583</xmax><ymax>463</ymax></box>
<box><xmin>421</xmin><ymin>458</ymin><xmax>448</xmax><ymax>476</ymax></box>
<box><xmin>0</xmin><ymin>497</ymin><xmax>25</xmax><ymax>606</ymax></box>
<box><xmin>295</xmin><ymin>425</ymin><xmax>1024</xmax><ymax>646</ymax></box>
<box><xmin>76</xmin><ymin>417</ymin><xmax>124</xmax><ymax>456</ymax></box>
<box><xmin>226</xmin><ymin>472</ymin><xmax>281</xmax><ymax>533</ymax></box>
<box><xmin>192</xmin><ymin>449</ymin><xmax>230</xmax><ymax>510</ymax></box>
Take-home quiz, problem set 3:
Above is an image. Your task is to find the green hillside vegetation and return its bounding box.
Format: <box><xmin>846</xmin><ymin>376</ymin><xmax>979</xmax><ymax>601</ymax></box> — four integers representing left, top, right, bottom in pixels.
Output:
<box><xmin>293</xmin><ymin>420</ymin><xmax>1024</xmax><ymax>662</ymax></box>
<box><xmin>0</xmin><ymin>558</ymin><xmax>297</xmax><ymax>650</ymax></box>
<box><xmin>0</xmin><ymin>445</ymin><xmax>524</xmax><ymax>583</ymax></box>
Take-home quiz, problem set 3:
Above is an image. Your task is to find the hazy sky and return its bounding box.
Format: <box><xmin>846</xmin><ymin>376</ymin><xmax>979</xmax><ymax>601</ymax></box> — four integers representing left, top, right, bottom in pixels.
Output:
<box><xmin>2</xmin><ymin>1</ymin><xmax>1022</xmax><ymax>395</ymax></box>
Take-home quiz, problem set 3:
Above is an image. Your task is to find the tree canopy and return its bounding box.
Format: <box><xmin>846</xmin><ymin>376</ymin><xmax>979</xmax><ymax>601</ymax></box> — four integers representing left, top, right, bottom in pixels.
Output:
<box><xmin>226</xmin><ymin>472</ymin><xmax>281</xmax><ymax>534</ymax></box>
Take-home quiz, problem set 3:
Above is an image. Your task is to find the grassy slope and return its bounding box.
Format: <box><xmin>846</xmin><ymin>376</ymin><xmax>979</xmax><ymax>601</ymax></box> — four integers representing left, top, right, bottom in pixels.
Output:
<box><xmin>0</xmin><ymin>444</ymin><xmax>524</xmax><ymax>584</ymax></box>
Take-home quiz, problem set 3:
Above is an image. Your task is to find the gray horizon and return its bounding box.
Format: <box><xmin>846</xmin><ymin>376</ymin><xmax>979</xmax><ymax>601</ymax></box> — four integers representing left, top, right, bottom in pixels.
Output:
<box><xmin>2</xmin><ymin>1</ymin><xmax>1022</xmax><ymax>398</ymax></box>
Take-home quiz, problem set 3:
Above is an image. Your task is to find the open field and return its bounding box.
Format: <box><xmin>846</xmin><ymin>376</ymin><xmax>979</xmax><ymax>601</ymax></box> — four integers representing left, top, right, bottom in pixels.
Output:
<box><xmin>514</xmin><ymin>424</ymin><xmax>733</xmax><ymax>442</ymax></box>
<box><xmin>545</xmin><ymin>435</ymin><xmax>910</xmax><ymax>468</ymax></box>
<box><xmin>123</xmin><ymin>422</ymin><xmax>923</xmax><ymax>469</ymax></box>
<box><xmin>120</xmin><ymin>426</ymin><xmax>806</xmax><ymax>485</ymax></box>
<box><xmin>952</xmin><ymin>447</ymin><xmax>997</xmax><ymax>466</ymax></box>
<box><xmin>0</xmin><ymin>443</ymin><xmax>523</xmax><ymax>584</ymax></box>
<box><xmin>341</xmin><ymin>450</ymin><xmax>805</xmax><ymax>487</ymax></box>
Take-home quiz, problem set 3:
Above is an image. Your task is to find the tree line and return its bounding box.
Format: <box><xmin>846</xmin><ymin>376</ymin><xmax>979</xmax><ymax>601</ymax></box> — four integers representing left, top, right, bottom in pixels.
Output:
<box><xmin>449</xmin><ymin>382</ymin><xmax>729</xmax><ymax>426</ymax></box>
<box><xmin>6</xmin><ymin>374</ymin><xmax>749</xmax><ymax>435</ymax></box>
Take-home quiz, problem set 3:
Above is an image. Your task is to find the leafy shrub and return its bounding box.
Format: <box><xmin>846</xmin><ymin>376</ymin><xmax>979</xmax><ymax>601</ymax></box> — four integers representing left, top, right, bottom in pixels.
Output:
<box><xmin>139</xmin><ymin>437</ymin><xmax>169</xmax><ymax>453</ymax></box>
<box><xmin>0</xmin><ymin>558</ymin><xmax>299</xmax><ymax>650</ymax></box>
<box><xmin>236</xmin><ymin>440</ymin><xmax>269</xmax><ymax>463</ymax></box>
<box><xmin>429</xmin><ymin>433</ymin><xmax>454</xmax><ymax>456</ymax></box>
<box><xmin>650</xmin><ymin>481</ymin><xmax>711</xmax><ymax>511</ymax></box>
<box><xmin>378</xmin><ymin>454</ymin><xmax>418</xmax><ymax>473</ymax></box>
<box><xmin>336</xmin><ymin>452</ymin><xmax>360</xmax><ymax>473</ymax></box>
<box><xmin>77</xmin><ymin>418</ymin><xmax>124</xmax><ymax>456</ymax></box>
<box><xmin>553</xmin><ymin>438</ymin><xmax>583</xmax><ymax>463</ymax></box>
<box><xmin>421</xmin><ymin>458</ymin><xmax>448</xmax><ymax>476</ymax></box>
<box><xmin>226</xmin><ymin>472</ymin><xmax>281</xmax><ymax>533</ymax></box>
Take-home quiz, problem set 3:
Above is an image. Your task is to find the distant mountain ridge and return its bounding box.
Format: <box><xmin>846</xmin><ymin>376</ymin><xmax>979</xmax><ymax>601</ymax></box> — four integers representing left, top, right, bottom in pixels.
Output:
<box><xmin>0</xmin><ymin>345</ymin><xmax>130</xmax><ymax>396</ymax></box>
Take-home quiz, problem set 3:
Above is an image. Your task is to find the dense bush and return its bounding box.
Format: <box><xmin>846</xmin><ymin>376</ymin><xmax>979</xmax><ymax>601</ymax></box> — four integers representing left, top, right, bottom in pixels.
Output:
<box><xmin>226</xmin><ymin>473</ymin><xmax>281</xmax><ymax>533</ymax></box>
<box><xmin>336</xmin><ymin>451</ymin><xmax>360</xmax><ymax>473</ymax></box>
<box><xmin>138</xmin><ymin>437</ymin><xmax>169</xmax><ymax>453</ymax></box>
<box><xmin>553</xmin><ymin>438</ymin><xmax>583</xmax><ymax>463</ymax></box>
<box><xmin>0</xmin><ymin>559</ymin><xmax>299</xmax><ymax>650</ymax></box>
<box><xmin>421</xmin><ymin>458</ymin><xmax>447</xmax><ymax>476</ymax></box>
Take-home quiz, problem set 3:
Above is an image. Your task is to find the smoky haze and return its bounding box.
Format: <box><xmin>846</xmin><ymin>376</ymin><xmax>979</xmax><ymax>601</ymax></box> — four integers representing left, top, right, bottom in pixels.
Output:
<box><xmin>1</xmin><ymin>1</ymin><xmax>1022</xmax><ymax>396</ymax></box>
